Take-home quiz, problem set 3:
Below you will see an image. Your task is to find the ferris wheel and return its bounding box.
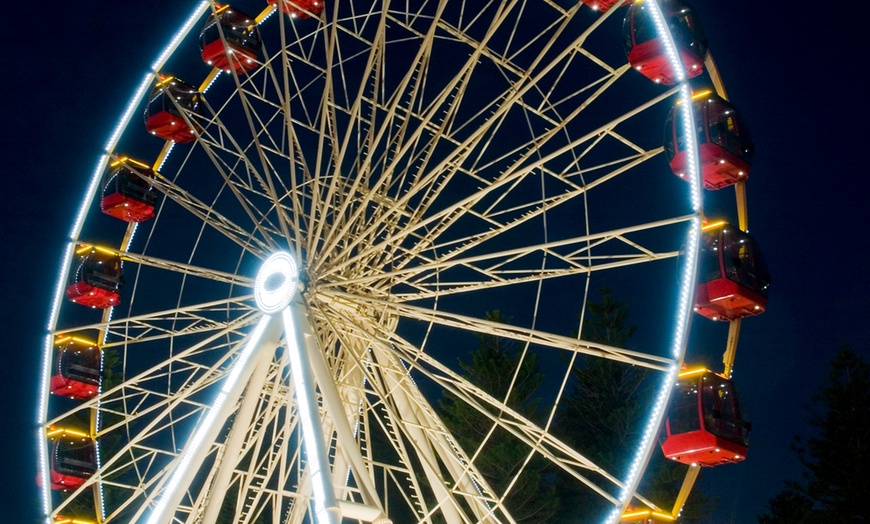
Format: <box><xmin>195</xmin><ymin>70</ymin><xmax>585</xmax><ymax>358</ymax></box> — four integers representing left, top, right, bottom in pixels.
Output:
<box><xmin>34</xmin><ymin>1</ymin><xmax>759</xmax><ymax>522</ymax></box>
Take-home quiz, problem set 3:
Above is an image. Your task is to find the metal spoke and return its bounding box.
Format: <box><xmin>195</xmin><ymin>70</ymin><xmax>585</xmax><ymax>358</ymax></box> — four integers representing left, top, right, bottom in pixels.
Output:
<box><xmin>39</xmin><ymin>2</ymin><xmax>710</xmax><ymax>523</ymax></box>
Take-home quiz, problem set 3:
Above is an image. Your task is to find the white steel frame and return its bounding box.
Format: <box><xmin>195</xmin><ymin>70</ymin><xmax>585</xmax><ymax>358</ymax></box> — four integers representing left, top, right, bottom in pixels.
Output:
<box><xmin>37</xmin><ymin>1</ymin><xmax>705</xmax><ymax>523</ymax></box>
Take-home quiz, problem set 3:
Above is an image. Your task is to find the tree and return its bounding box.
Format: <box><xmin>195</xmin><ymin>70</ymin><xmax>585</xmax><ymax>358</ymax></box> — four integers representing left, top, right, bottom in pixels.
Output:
<box><xmin>758</xmin><ymin>489</ymin><xmax>820</xmax><ymax>524</ymax></box>
<box><xmin>437</xmin><ymin>310</ymin><xmax>558</xmax><ymax>523</ymax></box>
<box><xmin>561</xmin><ymin>288</ymin><xmax>643</xmax><ymax>471</ymax></box>
<box><xmin>758</xmin><ymin>344</ymin><xmax>870</xmax><ymax>523</ymax></box>
<box><xmin>579</xmin><ymin>287</ymin><xmax>638</xmax><ymax>348</ymax></box>
<box><xmin>553</xmin><ymin>287</ymin><xmax>710</xmax><ymax>522</ymax></box>
<box><xmin>552</xmin><ymin>287</ymin><xmax>646</xmax><ymax>522</ymax></box>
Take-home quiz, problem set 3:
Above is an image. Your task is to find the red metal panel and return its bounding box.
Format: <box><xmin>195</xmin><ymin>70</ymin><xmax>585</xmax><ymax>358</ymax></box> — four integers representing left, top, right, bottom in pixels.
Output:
<box><xmin>628</xmin><ymin>39</ymin><xmax>704</xmax><ymax>85</ymax></box>
<box><xmin>578</xmin><ymin>0</ymin><xmax>630</xmax><ymax>13</ymax></box>
<box><xmin>66</xmin><ymin>282</ymin><xmax>120</xmax><ymax>309</ymax></box>
<box><xmin>694</xmin><ymin>277</ymin><xmax>766</xmax><ymax>321</ymax></box>
<box><xmin>49</xmin><ymin>375</ymin><xmax>98</xmax><ymax>400</ymax></box>
<box><xmin>101</xmin><ymin>192</ymin><xmax>155</xmax><ymax>223</ymax></box>
<box><xmin>145</xmin><ymin>110</ymin><xmax>197</xmax><ymax>143</ymax></box>
<box><xmin>268</xmin><ymin>0</ymin><xmax>324</xmax><ymax>18</ymax></box>
<box><xmin>201</xmin><ymin>40</ymin><xmax>259</xmax><ymax>74</ymax></box>
<box><xmin>661</xmin><ymin>429</ymin><xmax>747</xmax><ymax>466</ymax></box>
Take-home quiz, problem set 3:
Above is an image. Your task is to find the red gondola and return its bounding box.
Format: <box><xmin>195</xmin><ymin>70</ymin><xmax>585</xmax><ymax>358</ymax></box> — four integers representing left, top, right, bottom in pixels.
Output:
<box><xmin>40</xmin><ymin>428</ymin><xmax>96</xmax><ymax>491</ymax></box>
<box><xmin>66</xmin><ymin>246</ymin><xmax>123</xmax><ymax>309</ymax></box>
<box><xmin>200</xmin><ymin>4</ymin><xmax>262</xmax><ymax>74</ymax></box>
<box><xmin>665</xmin><ymin>90</ymin><xmax>754</xmax><ymax>190</ymax></box>
<box><xmin>662</xmin><ymin>367</ymin><xmax>750</xmax><ymax>467</ymax></box>
<box><xmin>695</xmin><ymin>221</ymin><xmax>770</xmax><ymax>322</ymax></box>
<box><xmin>579</xmin><ymin>0</ymin><xmax>629</xmax><ymax>13</ymax></box>
<box><xmin>101</xmin><ymin>157</ymin><xmax>157</xmax><ymax>223</ymax></box>
<box><xmin>144</xmin><ymin>75</ymin><xmax>203</xmax><ymax>144</ymax></box>
<box><xmin>50</xmin><ymin>335</ymin><xmax>101</xmax><ymax>400</ymax></box>
<box><xmin>268</xmin><ymin>0</ymin><xmax>324</xmax><ymax>19</ymax></box>
<box><xmin>623</xmin><ymin>0</ymin><xmax>707</xmax><ymax>84</ymax></box>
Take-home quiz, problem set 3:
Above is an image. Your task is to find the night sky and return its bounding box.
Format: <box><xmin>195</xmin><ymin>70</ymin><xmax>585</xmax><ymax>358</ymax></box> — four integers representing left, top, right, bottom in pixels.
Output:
<box><xmin>4</xmin><ymin>1</ymin><xmax>868</xmax><ymax>523</ymax></box>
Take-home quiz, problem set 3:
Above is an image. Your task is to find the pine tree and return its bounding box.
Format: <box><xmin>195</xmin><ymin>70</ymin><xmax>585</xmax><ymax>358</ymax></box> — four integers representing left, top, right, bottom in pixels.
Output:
<box><xmin>758</xmin><ymin>489</ymin><xmax>820</xmax><ymax>524</ymax></box>
<box><xmin>553</xmin><ymin>287</ymin><xmax>710</xmax><ymax>522</ymax></box>
<box><xmin>552</xmin><ymin>287</ymin><xmax>646</xmax><ymax>522</ymax></box>
<box><xmin>437</xmin><ymin>310</ymin><xmax>558</xmax><ymax>523</ymax></box>
<box><xmin>758</xmin><ymin>344</ymin><xmax>870</xmax><ymax>523</ymax></box>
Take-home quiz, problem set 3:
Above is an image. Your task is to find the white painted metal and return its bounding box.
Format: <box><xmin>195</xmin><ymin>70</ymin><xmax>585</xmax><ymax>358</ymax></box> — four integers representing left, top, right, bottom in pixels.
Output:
<box><xmin>281</xmin><ymin>305</ymin><xmax>341</xmax><ymax>524</ymax></box>
<box><xmin>197</xmin><ymin>342</ymin><xmax>274</xmax><ymax>523</ymax></box>
<box><xmin>290</xmin><ymin>303</ymin><xmax>389</xmax><ymax>520</ymax></box>
<box><xmin>143</xmin><ymin>315</ymin><xmax>284</xmax><ymax>524</ymax></box>
<box><xmin>39</xmin><ymin>1</ymin><xmax>705</xmax><ymax>522</ymax></box>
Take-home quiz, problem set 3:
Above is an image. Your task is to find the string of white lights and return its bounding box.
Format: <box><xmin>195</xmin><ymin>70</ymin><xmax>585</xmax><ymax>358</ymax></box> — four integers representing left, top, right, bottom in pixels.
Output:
<box><xmin>146</xmin><ymin>314</ymin><xmax>272</xmax><ymax>523</ymax></box>
<box><xmin>147</xmin><ymin>251</ymin><xmax>343</xmax><ymax>523</ymax></box>
<box><xmin>282</xmin><ymin>307</ymin><xmax>341</xmax><ymax>524</ymax></box>
<box><xmin>604</xmin><ymin>1</ymin><xmax>703</xmax><ymax>522</ymax></box>
<box><xmin>37</xmin><ymin>3</ymin><xmax>213</xmax><ymax>522</ymax></box>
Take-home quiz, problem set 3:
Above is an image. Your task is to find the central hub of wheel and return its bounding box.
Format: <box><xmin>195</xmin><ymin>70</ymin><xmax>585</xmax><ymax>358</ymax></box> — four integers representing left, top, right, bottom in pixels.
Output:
<box><xmin>254</xmin><ymin>251</ymin><xmax>299</xmax><ymax>314</ymax></box>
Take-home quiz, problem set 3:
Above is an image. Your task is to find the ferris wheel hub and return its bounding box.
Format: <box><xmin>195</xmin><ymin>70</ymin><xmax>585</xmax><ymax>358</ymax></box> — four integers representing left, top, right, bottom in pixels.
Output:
<box><xmin>254</xmin><ymin>251</ymin><xmax>299</xmax><ymax>314</ymax></box>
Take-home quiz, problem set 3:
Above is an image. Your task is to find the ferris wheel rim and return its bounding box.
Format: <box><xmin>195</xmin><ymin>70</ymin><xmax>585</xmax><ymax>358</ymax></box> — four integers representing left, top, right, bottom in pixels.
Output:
<box><xmin>37</xmin><ymin>2</ymin><xmax>707</xmax><ymax>523</ymax></box>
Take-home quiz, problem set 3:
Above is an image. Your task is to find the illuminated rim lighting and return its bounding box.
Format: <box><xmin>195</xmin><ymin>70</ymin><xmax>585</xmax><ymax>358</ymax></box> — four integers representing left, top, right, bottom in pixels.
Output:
<box><xmin>37</xmin><ymin>3</ymin><xmax>211</xmax><ymax>522</ymax></box>
<box><xmin>39</xmin><ymin>1</ymin><xmax>707</xmax><ymax>522</ymax></box>
<box><xmin>281</xmin><ymin>308</ymin><xmax>339</xmax><ymax>523</ymax></box>
<box><xmin>147</xmin><ymin>314</ymin><xmax>272</xmax><ymax>524</ymax></box>
<box><xmin>148</xmin><ymin>260</ymin><xmax>333</xmax><ymax>524</ymax></box>
<box><xmin>606</xmin><ymin>1</ymin><xmax>703</xmax><ymax>522</ymax></box>
<box><xmin>254</xmin><ymin>251</ymin><xmax>299</xmax><ymax>314</ymax></box>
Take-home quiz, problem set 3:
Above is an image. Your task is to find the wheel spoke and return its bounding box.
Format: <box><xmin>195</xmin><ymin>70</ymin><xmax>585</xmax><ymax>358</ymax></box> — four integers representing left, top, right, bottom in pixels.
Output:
<box><xmin>40</xmin><ymin>1</ymin><xmax>715</xmax><ymax>522</ymax></box>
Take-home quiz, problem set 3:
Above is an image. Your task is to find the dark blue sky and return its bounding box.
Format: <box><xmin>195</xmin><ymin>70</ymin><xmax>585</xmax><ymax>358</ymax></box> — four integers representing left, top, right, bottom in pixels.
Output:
<box><xmin>682</xmin><ymin>1</ymin><xmax>870</xmax><ymax>521</ymax></box>
<box><xmin>5</xmin><ymin>1</ymin><xmax>868</xmax><ymax>523</ymax></box>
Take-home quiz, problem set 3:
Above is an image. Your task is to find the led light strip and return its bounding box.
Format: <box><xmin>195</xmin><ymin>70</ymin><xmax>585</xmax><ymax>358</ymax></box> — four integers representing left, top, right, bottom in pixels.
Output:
<box><xmin>604</xmin><ymin>1</ymin><xmax>703</xmax><ymax>522</ymax></box>
<box><xmin>148</xmin><ymin>252</ymin><xmax>339</xmax><ymax>523</ymax></box>
<box><xmin>37</xmin><ymin>3</ymin><xmax>211</xmax><ymax>522</ymax></box>
<box><xmin>147</xmin><ymin>314</ymin><xmax>271</xmax><ymax>523</ymax></box>
<box><xmin>282</xmin><ymin>308</ymin><xmax>341</xmax><ymax>524</ymax></box>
